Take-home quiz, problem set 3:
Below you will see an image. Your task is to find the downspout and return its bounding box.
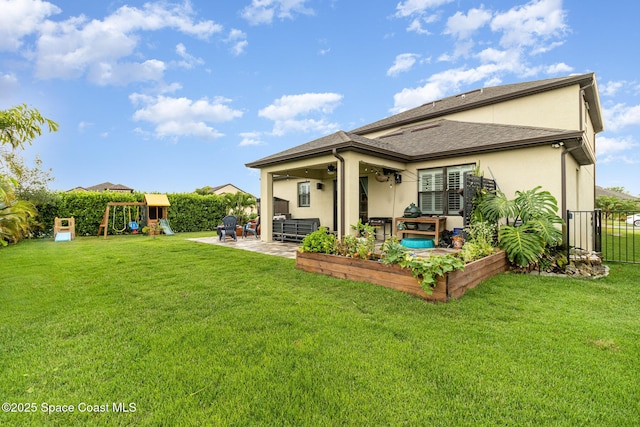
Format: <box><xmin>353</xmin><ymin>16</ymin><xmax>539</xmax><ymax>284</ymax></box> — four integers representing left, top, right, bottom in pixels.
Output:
<box><xmin>561</xmin><ymin>141</ymin><xmax>584</xmax><ymax>222</ymax></box>
<box><xmin>561</xmin><ymin>140</ymin><xmax>584</xmax><ymax>259</ymax></box>
<box><xmin>333</xmin><ymin>148</ymin><xmax>345</xmax><ymax>237</ymax></box>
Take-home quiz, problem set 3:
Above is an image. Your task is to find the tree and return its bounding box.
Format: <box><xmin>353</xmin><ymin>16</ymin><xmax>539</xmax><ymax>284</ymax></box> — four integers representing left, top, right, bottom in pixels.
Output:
<box><xmin>194</xmin><ymin>186</ymin><xmax>215</xmax><ymax>195</ymax></box>
<box><xmin>0</xmin><ymin>104</ymin><xmax>58</xmax><ymax>149</ymax></box>
<box><xmin>0</xmin><ymin>105</ymin><xmax>58</xmax><ymax>245</ymax></box>
<box><xmin>0</xmin><ymin>176</ymin><xmax>37</xmax><ymax>245</ymax></box>
<box><xmin>605</xmin><ymin>186</ymin><xmax>629</xmax><ymax>195</ymax></box>
<box><xmin>1</xmin><ymin>151</ymin><xmax>55</xmax><ymax>204</ymax></box>
<box><xmin>223</xmin><ymin>192</ymin><xmax>256</xmax><ymax>225</ymax></box>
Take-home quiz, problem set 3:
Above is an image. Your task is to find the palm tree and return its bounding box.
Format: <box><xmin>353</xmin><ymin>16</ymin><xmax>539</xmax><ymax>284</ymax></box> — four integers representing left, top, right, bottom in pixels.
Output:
<box><xmin>223</xmin><ymin>192</ymin><xmax>257</xmax><ymax>225</ymax></box>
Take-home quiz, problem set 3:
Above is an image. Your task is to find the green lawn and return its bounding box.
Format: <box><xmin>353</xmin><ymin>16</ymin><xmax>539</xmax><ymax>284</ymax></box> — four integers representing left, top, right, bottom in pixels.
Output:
<box><xmin>602</xmin><ymin>221</ymin><xmax>640</xmax><ymax>262</ymax></box>
<box><xmin>1</xmin><ymin>234</ymin><xmax>639</xmax><ymax>426</ymax></box>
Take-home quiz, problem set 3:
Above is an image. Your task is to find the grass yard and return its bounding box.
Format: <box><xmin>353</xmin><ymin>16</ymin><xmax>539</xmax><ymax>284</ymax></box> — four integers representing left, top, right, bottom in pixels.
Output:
<box><xmin>602</xmin><ymin>221</ymin><xmax>640</xmax><ymax>263</ymax></box>
<box><xmin>1</xmin><ymin>233</ymin><xmax>639</xmax><ymax>426</ymax></box>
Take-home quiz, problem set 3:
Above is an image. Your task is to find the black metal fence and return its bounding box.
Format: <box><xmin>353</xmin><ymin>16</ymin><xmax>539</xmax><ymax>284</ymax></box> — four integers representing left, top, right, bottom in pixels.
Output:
<box><xmin>567</xmin><ymin>209</ymin><xmax>640</xmax><ymax>263</ymax></box>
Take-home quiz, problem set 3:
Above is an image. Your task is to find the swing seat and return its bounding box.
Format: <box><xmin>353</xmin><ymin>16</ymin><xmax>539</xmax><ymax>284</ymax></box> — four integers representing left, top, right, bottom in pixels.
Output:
<box><xmin>128</xmin><ymin>221</ymin><xmax>139</xmax><ymax>230</ymax></box>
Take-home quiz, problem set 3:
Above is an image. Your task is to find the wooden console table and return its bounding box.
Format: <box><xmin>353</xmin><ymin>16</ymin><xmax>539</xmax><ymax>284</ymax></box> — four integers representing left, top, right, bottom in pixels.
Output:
<box><xmin>395</xmin><ymin>216</ymin><xmax>447</xmax><ymax>246</ymax></box>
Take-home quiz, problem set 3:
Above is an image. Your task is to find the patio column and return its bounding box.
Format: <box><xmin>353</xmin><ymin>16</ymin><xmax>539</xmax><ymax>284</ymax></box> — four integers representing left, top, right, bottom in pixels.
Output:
<box><xmin>339</xmin><ymin>152</ymin><xmax>361</xmax><ymax>238</ymax></box>
<box><xmin>260</xmin><ymin>170</ymin><xmax>274</xmax><ymax>242</ymax></box>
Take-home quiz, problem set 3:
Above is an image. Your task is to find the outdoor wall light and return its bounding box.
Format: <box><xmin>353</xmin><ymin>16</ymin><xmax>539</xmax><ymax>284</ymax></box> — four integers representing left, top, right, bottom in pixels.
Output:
<box><xmin>327</xmin><ymin>165</ymin><xmax>336</xmax><ymax>174</ymax></box>
<box><xmin>551</xmin><ymin>142</ymin><xmax>564</xmax><ymax>149</ymax></box>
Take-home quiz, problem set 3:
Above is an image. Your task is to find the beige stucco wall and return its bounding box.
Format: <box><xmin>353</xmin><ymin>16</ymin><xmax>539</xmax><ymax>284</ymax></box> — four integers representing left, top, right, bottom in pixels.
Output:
<box><xmin>272</xmin><ymin>177</ymin><xmax>334</xmax><ymax>227</ymax></box>
<box><xmin>364</xmin><ymin>85</ymin><xmax>582</xmax><ymax>140</ymax></box>
<box><xmin>266</xmin><ymin>143</ymin><xmax>594</xmax><ymax>238</ymax></box>
<box><xmin>259</xmin><ymin>80</ymin><xmax>599</xmax><ymax>241</ymax></box>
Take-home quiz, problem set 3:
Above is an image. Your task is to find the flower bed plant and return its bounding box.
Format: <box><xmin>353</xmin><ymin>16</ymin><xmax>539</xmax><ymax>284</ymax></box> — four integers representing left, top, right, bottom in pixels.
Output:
<box><xmin>298</xmin><ymin>224</ymin><xmax>506</xmax><ymax>301</ymax></box>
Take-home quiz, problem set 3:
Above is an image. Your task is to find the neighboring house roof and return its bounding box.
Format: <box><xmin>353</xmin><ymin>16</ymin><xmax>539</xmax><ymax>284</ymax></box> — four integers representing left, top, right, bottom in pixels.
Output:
<box><xmin>209</xmin><ymin>183</ymin><xmax>250</xmax><ymax>195</ymax></box>
<box><xmin>352</xmin><ymin>73</ymin><xmax>603</xmax><ymax>135</ymax></box>
<box><xmin>595</xmin><ymin>185</ymin><xmax>639</xmax><ymax>200</ymax></box>
<box><xmin>247</xmin><ymin>120</ymin><xmax>586</xmax><ymax>168</ymax></box>
<box><xmin>246</xmin><ymin>73</ymin><xmax>600</xmax><ymax>170</ymax></box>
<box><xmin>83</xmin><ymin>182</ymin><xmax>134</xmax><ymax>192</ymax></box>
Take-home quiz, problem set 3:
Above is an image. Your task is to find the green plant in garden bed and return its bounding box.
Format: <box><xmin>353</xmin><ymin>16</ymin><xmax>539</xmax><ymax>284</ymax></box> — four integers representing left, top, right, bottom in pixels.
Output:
<box><xmin>460</xmin><ymin>220</ymin><xmax>497</xmax><ymax>263</ymax></box>
<box><xmin>299</xmin><ymin>226</ymin><xmax>336</xmax><ymax>254</ymax></box>
<box><xmin>477</xmin><ymin>185</ymin><xmax>564</xmax><ymax>268</ymax></box>
<box><xmin>380</xmin><ymin>237</ymin><xmax>465</xmax><ymax>292</ymax></box>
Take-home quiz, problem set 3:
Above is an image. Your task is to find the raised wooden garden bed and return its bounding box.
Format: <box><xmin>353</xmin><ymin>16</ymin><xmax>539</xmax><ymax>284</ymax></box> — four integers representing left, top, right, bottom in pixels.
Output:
<box><xmin>296</xmin><ymin>250</ymin><xmax>508</xmax><ymax>302</ymax></box>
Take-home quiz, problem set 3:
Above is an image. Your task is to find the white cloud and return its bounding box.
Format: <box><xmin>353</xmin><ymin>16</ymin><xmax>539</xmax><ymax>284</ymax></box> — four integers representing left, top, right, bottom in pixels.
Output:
<box><xmin>130</xmin><ymin>93</ymin><xmax>243</xmax><ymax>140</ymax></box>
<box><xmin>490</xmin><ymin>0</ymin><xmax>567</xmax><ymax>50</ymax></box>
<box><xmin>0</xmin><ymin>0</ymin><xmax>60</xmax><ymax>51</ymax></box>
<box><xmin>391</xmin><ymin>0</ymin><xmax>573</xmax><ymax>112</ymax></box>
<box><xmin>226</xmin><ymin>29</ymin><xmax>248</xmax><ymax>56</ymax></box>
<box><xmin>444</xmin><ymin>8</ymin><xmax>492</xmax><ymax>40</ymax></box>
<box><xmin>597</xmin><ymin>136</ymin><xmax>638</xmax><ymax>164</ymax></box>
<box><xmin>32</xmin><ymin>2</ymin><xmax>221</xmax><ymax>84</ymax></box>
<box><xmin>239</xmin><ymin>132</ymin><xmax>264</xmax><ymax>147</ymax></box>
<box><xmin>600</xmin><ymin>80</ymin><xmax>626</xmax><ymax>97</ymax></box>
<box><xmin>391</xmin><ymin>63</ymin><xmax>511</xmax><ymax>113</ymax></box>
<box><xmin>175</xmin><ymin>43</ymin><xmax>204</xmax><ymax>68</ymax></box>
<box><xmin>387</xmin><ymin>53</ymin><xmax>421</xmax><ymax>76</ymax></box>
<box><xmin>87</xmin><ymin>60</ymin><xmax>167</xmax><ymax>86</ymax></box>
<box><xmin>77</xmin><ymin>121</ymin><xmax>93</xmax><ymax>133</ymax></box>
<box><xmin>395</xmin><ymin>0</ymin><xmax>451</xmax><ymax>33</ymax></box>
<box><xmin>259</xmin><ymin>92</ymin><xmax>342</xmax><ymax>136</ymax></box>
<box><xmin>597</xmin><ymin>135</ymin><xmax>637</xmax><ymax>156</ymax></box>
<box><xmin>603</xmin><ymin>103</ymin><xmax>640</xmax><ymax>132</ymax></box>
<box><xmin>395</xmin><ymin>0</ymin><xmax>453</xmax><ymax>18</ymax></box>
<box><xmin>0</xmin><ymin>72</ymin><xmax>19</xmax><ymax>93</ymax></box>
<box><xmin>241</xmin><ymin>0</ymin><xmax>314</xmax><ymax>26</ymax></box>
<box><xmin>545</xmin><ymin>62</ymin><xmax>573</xmax><ymax>74</ymax></box>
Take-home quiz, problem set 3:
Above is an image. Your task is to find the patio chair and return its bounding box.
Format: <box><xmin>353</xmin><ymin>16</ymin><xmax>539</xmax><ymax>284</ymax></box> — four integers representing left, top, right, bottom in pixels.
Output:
<box><xmin>243</xmin><ymin>217</ymin><xmax>260</xmax><ymax>239</ymax></box>
<box><xmin>219</xmin><ymin>215</ymin><xmax>238</xmax><ymax>241</ymax></box>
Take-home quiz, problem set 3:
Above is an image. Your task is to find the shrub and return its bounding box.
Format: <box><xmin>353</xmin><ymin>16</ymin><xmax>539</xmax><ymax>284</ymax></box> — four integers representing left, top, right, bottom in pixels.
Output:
<box><xmin>477</xmin><ymin>186</ymin><xmax>564</xmax><ymax>268</ymax></box>
<box><xmin>300</xmin><ymin>227</ymin><xmax>336</xmax><ymax>254</ymax></box>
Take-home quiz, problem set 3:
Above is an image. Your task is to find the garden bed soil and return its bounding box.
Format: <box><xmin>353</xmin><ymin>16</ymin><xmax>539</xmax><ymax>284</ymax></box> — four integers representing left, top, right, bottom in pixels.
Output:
<box><xmin>296</xmin><ymin>250</ymin><xmax>508</xmax><ymax>302</ymax></box>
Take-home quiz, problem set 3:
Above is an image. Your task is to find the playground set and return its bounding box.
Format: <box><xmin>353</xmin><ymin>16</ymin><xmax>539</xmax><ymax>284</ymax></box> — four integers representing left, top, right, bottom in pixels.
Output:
<box><xmin>97</xmin><ymin>194</ymin><xmax>174</xmax><ymax>239</ymax></box>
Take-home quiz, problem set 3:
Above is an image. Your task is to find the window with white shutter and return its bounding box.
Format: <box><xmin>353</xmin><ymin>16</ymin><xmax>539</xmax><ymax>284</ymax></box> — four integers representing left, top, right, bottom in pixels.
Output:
<box><xmin>418</xmin><ymin>164</ymin><xmax>475</xmax><ymax>215</ymax></box>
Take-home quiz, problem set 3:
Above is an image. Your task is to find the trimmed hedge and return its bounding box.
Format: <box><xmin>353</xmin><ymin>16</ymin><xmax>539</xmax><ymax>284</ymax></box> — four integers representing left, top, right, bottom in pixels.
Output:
<box><xmin>37</xmin><ymin>192</ymin><xmax>228</xmax><ymax>236</ymax></box>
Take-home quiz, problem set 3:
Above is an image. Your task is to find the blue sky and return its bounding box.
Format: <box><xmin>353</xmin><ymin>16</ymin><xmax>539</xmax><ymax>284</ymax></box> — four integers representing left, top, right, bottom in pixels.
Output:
<box><xmin>1</xmin><ymin>0</ymin><xmax>639</xmax><ymax>197</ymax></box>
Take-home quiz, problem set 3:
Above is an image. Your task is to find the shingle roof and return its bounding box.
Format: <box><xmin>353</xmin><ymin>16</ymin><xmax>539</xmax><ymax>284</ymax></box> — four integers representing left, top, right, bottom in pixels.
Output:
<box><xmin>246</xmin><ymin>120</ymin><xmax>585</xmax><ymax>168</ymax></box>
<box><xmin>246</xmin><ymin>73</ymin><xmax>600</xmax><ymax>169</ymax></box>
<box><xmin>85</xmin><ymin>182</ymin><xmax>134</xmax><ymax>192</ymax></box>
<box><xmin>351</xmin><ymin>73</ymin><xmax>602</xmax><ymax>135</ymax></box>
<box><xmin>595</xmin><ymin>185</ymin><xmax>639</xmax><ymax>200</ymax></box>
<box><xmin>246</xmin><ymin>131</ymin><xmax>404</xmax><ymax>167</ymax></box>
<box><xmin>375</xmin><ymin>119</ymin><xmax>583</xmax><ymax>159</ymax></box>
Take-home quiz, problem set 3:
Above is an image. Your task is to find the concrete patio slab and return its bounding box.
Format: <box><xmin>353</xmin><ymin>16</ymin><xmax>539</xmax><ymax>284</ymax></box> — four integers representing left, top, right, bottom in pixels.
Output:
<box><xmin>188</xmin><ymin>236</ymin><xmax>300</xmax><ymax>259</ymax></box>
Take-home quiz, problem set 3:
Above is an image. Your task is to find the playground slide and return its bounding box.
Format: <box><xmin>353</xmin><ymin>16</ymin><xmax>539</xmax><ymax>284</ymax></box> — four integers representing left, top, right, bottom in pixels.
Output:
<box><xmin>159</xmin><ymin>219</ymin><xmax>175</xmax><ymax>235</ymax></box>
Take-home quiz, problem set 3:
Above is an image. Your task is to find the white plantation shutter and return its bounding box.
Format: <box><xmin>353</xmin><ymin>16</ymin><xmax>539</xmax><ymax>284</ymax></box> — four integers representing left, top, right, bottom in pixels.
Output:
<box><xmin>446</xmin><ymin>165</ymin><xmax>475</xmax><ymax>215</ymax></box>
<box><xmin>418</xmin><ymin>168</ymin><xmax>443</xmax><ymax>214</ymax></box>
<box><xmin>418</xmin><ymin>164</ymin><xmax>474</xmax><ymax>215</ymax></box>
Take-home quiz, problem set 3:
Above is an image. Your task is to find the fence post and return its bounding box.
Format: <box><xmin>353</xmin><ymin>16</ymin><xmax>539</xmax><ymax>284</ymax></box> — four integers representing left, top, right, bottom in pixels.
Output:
<box><xmin>566</xmin><ymin>210</ymin><xmax>571</xmax><ymax>262</ymax></box>
<box><xmin>594</xmin><ymin>209</ymin><xmax>602</xmax><ymax>253</ymax></box>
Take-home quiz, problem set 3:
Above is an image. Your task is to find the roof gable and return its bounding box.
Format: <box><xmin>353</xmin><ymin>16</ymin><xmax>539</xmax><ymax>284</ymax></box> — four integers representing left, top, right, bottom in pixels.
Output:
<box><xmin>351</xmin><ymin>73</ymin><xmax>603</xmax><ymax>135</ymax></box>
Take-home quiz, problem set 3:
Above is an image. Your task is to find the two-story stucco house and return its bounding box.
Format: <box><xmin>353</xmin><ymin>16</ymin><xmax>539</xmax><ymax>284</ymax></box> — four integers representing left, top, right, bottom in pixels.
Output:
<box><xmin>246</xmin><ymin>73</ymin><xmax>603</xmax><ymax>243</ymax></box>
